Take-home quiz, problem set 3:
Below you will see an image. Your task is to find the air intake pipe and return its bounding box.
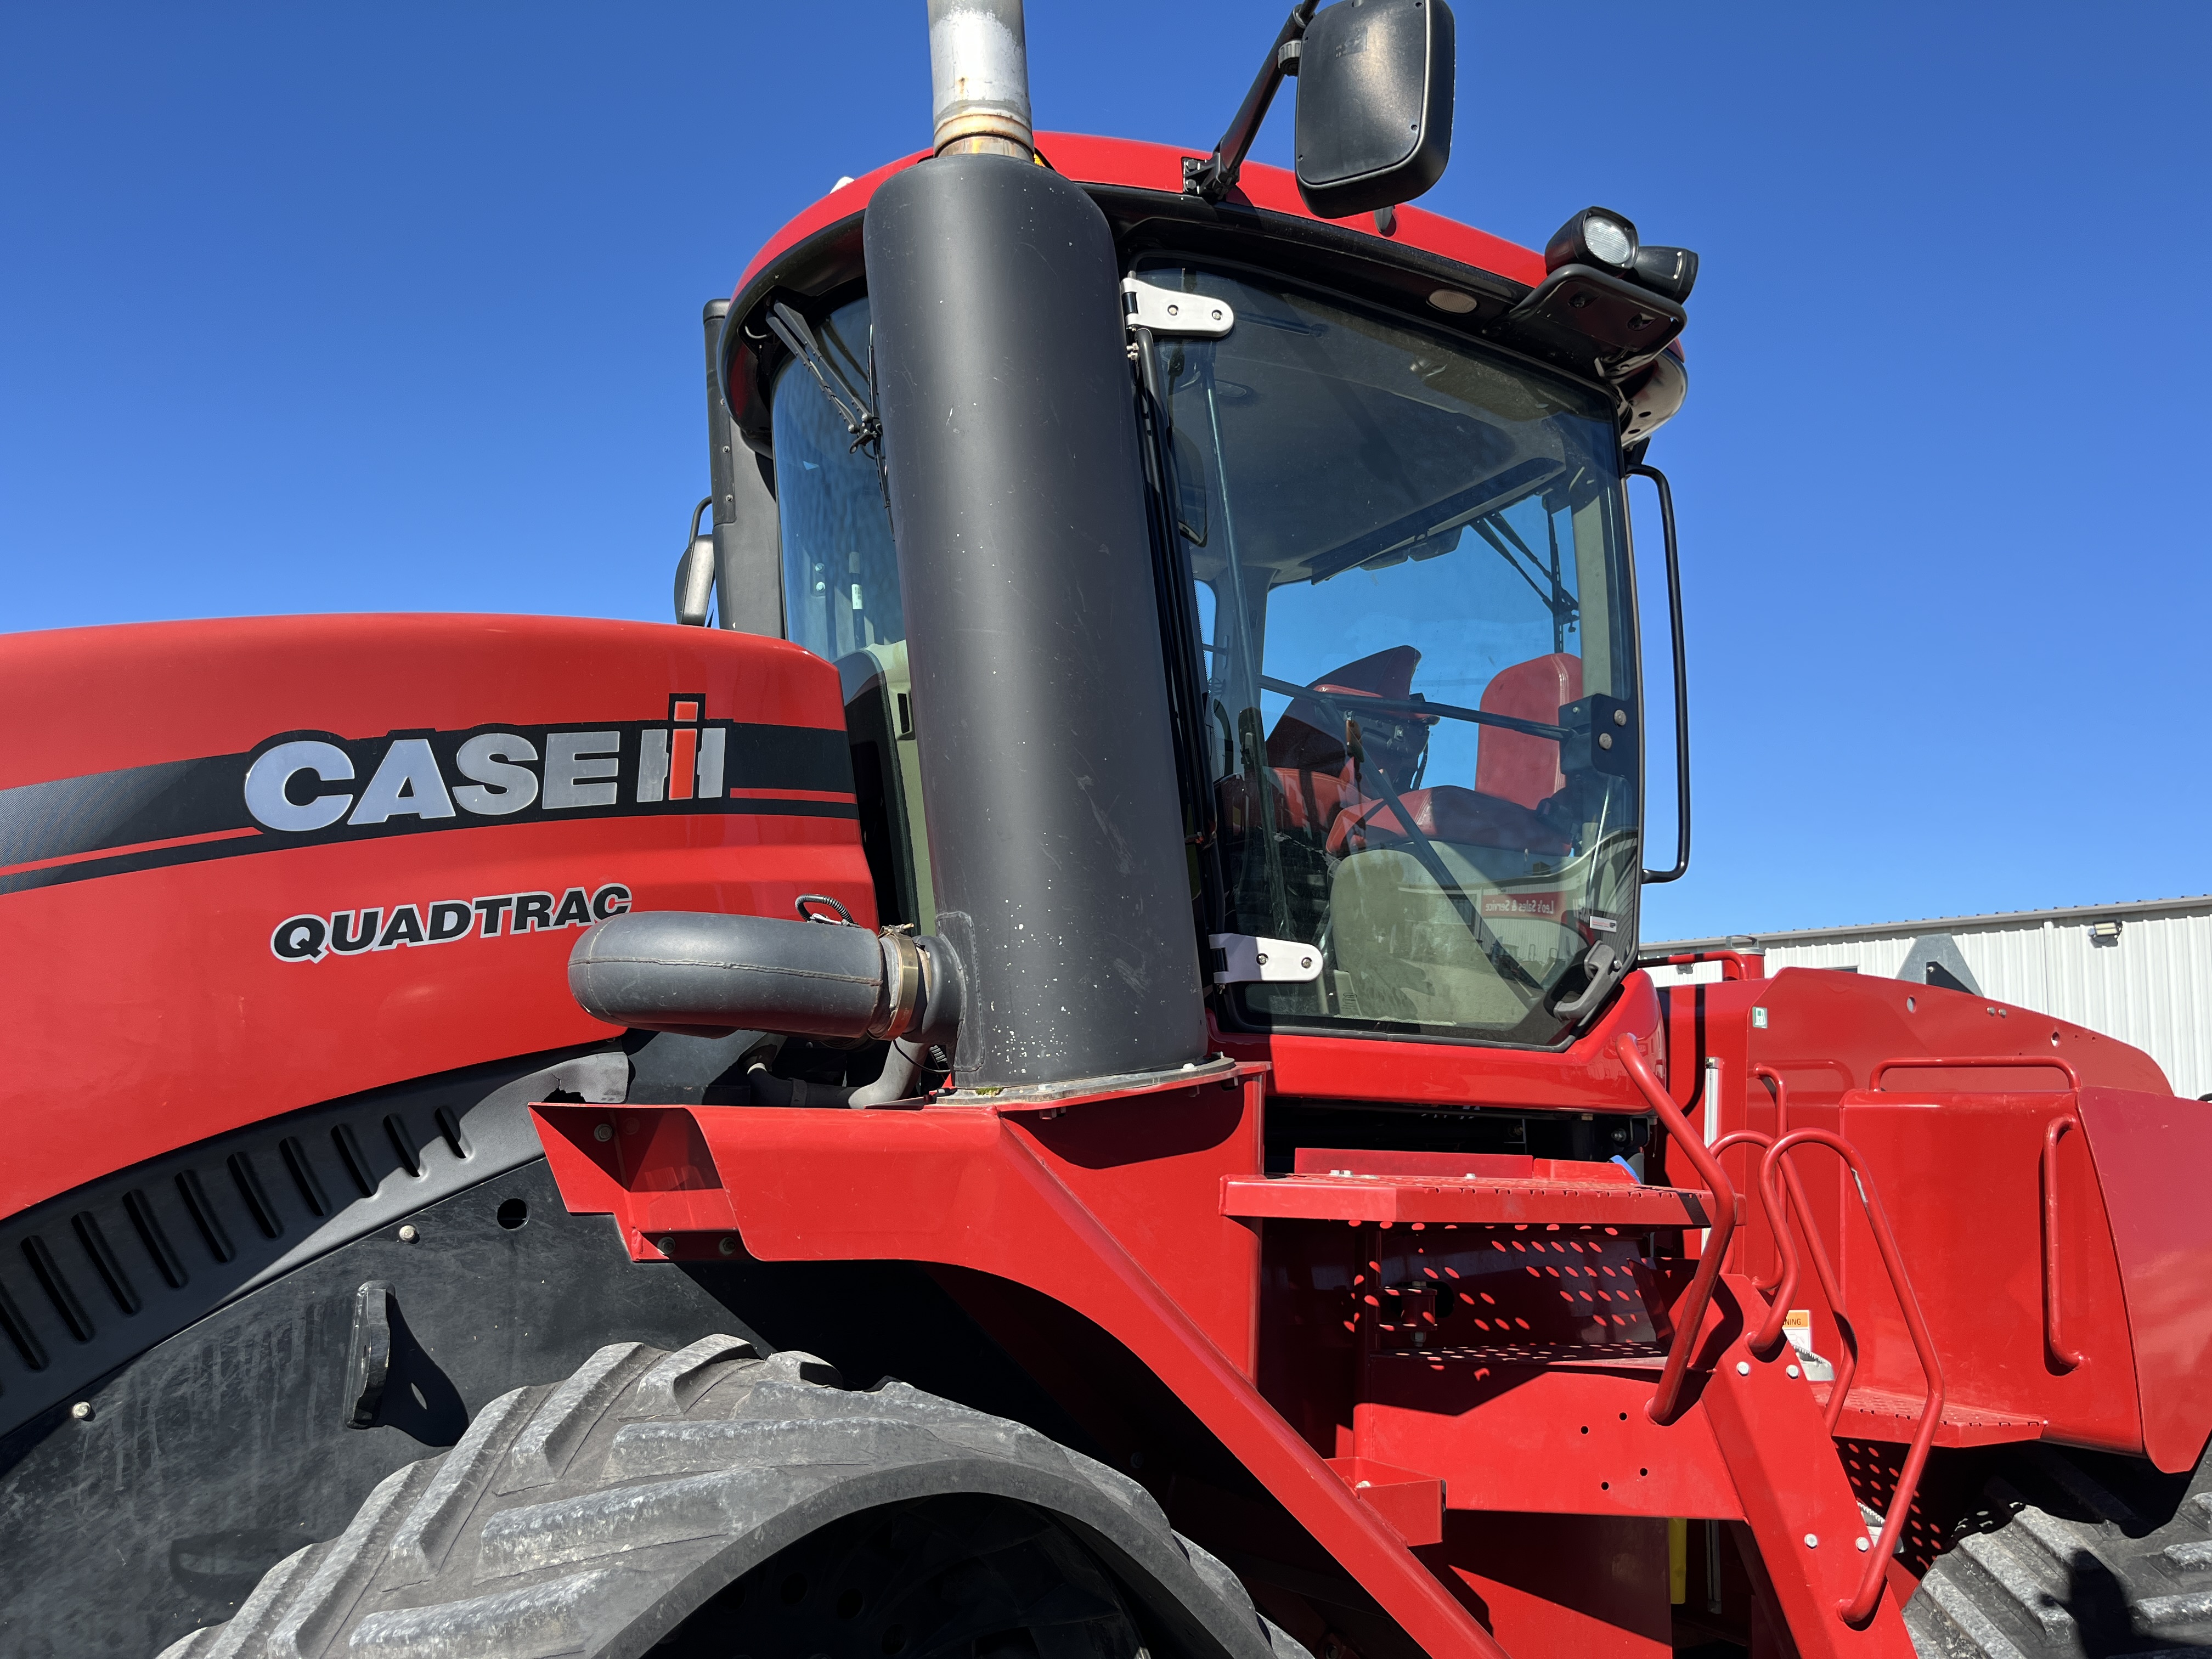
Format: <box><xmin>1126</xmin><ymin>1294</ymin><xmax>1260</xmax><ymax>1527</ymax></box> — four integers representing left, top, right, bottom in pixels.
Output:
<box><xmin>864</xmin><ymin>151</ymin><xmax>1208</xmax><ymax>1090</ymax></box>
<box><xmin>566</xmin><ymin>3</ymin><xmax>1206</xmax><ymax>1100</ymax></box>
<box><xmin>569</xmin><ymin>911</ymin><xmax>962</xmax><ymax>1106</ymax></box>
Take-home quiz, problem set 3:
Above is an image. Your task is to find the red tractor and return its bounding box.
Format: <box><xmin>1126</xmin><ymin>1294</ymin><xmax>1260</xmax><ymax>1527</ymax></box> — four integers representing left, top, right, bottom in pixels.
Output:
<box><xmin>4</xmin><ymin>5</ymin><xmax>2209</xmax><ymax>1657</ymax></box>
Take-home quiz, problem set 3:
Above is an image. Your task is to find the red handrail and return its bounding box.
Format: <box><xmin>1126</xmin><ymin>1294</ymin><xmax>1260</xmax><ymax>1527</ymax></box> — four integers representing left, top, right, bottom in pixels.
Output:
<box><xmin>1758</xmin><ymin>1130</ymin><xmax>1946</xmax><ymax>1625</ymax></box>
<box><xmin>1713</xmin><ymin>1122</ymin><xmax>1860</xmax><ymax>1431</ymax></box>
<box><xmin>2041</xmin><ymin>1116</ymin><xmax>2087</xmax><ymax>1372</ymax></box>
<box><xmin>1708</xmin><ymin>1131</ymin><xmax>1772</xmax><ymax>1278</ymax></box>
<box><xmin>1870</xmin><ymin>1054</ymin><xmax>2079</xmax><ymax>1091</ymax></box>
<box><xmin>1616</xmin><ymin>1035</ymin><xmax>1738</xmax><ymax>1425</ymax></box>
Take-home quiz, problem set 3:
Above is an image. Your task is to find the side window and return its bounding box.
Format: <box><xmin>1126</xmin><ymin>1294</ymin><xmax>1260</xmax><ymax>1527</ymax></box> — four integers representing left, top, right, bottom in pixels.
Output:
<box><xmin>770</xmin><ymin>296</ymin><xmax>933</xmax><ymax>929</ymax></box>
<box><xmin>771</xmin><ymin>297</ymin><xmax>904</xmax><ymax>663</ymax></box>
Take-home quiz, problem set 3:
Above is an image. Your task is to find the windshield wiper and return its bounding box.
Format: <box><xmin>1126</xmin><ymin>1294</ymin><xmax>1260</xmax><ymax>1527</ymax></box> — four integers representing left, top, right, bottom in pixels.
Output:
<box><xmin>764</xmin><ymin>301</ymin><xmax>882</xmax><ymax>455</ymax></box>
<box><xmin>1470</xmin><ymin>515</ymin><xmax>1579</xmax><ymax>629</ymax></box>
<box><xmin>1304</xmin><ymin>458</ymin><xmax>1558</xmax><ymax>585</ymax></box>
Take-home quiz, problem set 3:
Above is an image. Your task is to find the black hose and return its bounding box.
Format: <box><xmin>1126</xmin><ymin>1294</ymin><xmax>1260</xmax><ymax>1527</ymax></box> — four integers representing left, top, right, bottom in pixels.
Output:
<box><xmin>569</xmin><ymin>912</ymin><xmax>962</xmax><ymax>1050</ymax></box>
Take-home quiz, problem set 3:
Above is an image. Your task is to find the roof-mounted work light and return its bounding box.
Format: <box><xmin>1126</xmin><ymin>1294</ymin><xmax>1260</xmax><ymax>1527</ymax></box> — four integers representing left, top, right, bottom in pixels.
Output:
<box><xmin>1630</xmin><ymin>244</ymin><xmax>1699</xmax><ymax>303</ymax></box>
<box><xmin>1545</xmin><ymin>207</ymin><xmax>1639</xmax><ymax>275</ymax></box>
<box><xmin>1505</xmin><ymin>204</ymin><xmax>1696</xmax><ymax>379</ymax></box>
<box><xmin>1544</xmin><ymin>207</ymin><xmax>1700</xmax><ymax>304</ymax></box>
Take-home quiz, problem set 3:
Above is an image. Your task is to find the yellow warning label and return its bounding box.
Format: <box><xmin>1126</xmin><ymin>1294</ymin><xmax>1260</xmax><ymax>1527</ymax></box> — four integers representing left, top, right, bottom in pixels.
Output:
<box><xmin>1784</xmin><ymin>1308</ymin><xmax>1812</xmax><ymax>1329</ymax></box>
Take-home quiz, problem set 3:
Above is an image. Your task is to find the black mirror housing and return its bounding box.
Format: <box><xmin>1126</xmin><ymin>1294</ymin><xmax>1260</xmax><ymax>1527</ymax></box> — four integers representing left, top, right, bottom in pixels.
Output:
<box><xmin>1294</xmin><ymin>0</ymin><xmax>1454</xmax><ymax>221</ymax></box>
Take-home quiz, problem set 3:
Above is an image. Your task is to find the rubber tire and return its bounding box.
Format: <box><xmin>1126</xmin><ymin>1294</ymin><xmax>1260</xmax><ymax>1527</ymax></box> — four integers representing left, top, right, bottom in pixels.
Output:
<box><xmin>154</xmin><ymin>1334</ymin><xmax>1307</xmax><ymax>1659</ymax></box>
<box><xmin>1905</xmin><ymin>1441</ymin><xmax>2212</xmax><ymax>1659</ymax></box>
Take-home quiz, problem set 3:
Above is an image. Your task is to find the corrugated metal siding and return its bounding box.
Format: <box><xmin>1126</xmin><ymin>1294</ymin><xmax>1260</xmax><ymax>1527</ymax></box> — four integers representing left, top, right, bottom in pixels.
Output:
<box><xmin>1651</xmin><ymin>898</ymin><xmax>2212</xmax><ymax>1099</ymax></box>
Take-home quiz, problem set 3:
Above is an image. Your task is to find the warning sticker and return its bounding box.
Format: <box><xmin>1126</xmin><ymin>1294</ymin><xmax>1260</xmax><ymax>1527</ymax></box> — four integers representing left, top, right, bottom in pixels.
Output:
<box><xmin>1781</xmin><ymin>1310</ymin><xmax>1836</xmax><ymax>1381</ymax></box>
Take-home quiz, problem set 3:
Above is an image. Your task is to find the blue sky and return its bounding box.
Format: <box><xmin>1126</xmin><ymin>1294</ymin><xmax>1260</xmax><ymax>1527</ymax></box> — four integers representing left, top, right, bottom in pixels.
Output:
<box><xmin>4</xmin><ymin>2</ymin><xmax>2207</xmax><ymax>942</ymax></box>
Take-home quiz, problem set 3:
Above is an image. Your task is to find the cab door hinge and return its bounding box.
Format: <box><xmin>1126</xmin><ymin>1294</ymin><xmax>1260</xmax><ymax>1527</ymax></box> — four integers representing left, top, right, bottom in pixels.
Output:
<box><xmin>1123</xmin><ymin>278</ymin><xmax>1235</xmax><ymax>338</ymax></box>
<box><xmin>1209</xmin><ymin>933</ymin><xmax>1323</xmax><ymax>985</ymax></box>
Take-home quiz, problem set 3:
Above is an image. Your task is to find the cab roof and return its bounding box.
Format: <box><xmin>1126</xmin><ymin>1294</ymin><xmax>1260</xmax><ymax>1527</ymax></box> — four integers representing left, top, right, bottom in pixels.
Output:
<box><xmin>735</xmin><ymin>131</ymin><xmax>1545</xmax><ymax>306</ymax></box>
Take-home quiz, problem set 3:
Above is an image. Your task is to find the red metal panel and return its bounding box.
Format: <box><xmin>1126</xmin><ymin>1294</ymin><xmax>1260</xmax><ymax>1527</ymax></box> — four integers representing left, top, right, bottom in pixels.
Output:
<box><xmin>2074</xmin><ymin>1086</ymin><xmax>2212</xmax><ymax>1472</ymax></box>
<box><xmin>1659</xmin><ymin>967</ymin><xmax>2179</xmax><ymax>1438</ymax></box>
<box><xmin>0</xmin><ymin>614</ymin><xmax>837</xmax><ymax>781</ymax></box>
<box><xmin>1216</xmin><ymin>972</ymin><xmax>1666</xmax><ymax>1111</ymax></box>
<box><xmin>1022</xmin><ymin>1087</ymin><xmax>1266</xmax><ymax>1380</ymax></box>
<box><xmin>1256</xmin><ymin>1206</ymin><xmax>1365</xmax><ymax>1463</ymax></box>
<box><xmin>535</xmin><ymin>1086</ymin><xmax>1510</xmax><ymax>1659</ymax></box>
<box><xmin>1741</xmin><ymin>968</ymin><xmax>2170</xmax><ymax>1102</ymax></box>
<box><xmin>1436</xmin><ymin>1511</ymin><xmax>1673</xmax><ymax>1659</ymax></box>
<box><xmin>1325</xmin><ymin>1457</ymin><xmax>1445</xmax><ymax>1546</ymax></box>
<box><xmin>1356</xmin><ymin>1363</ymin><xmax>1743</xmax><ymax>1519</ymax></box>
<box><xmin>2</xmin><ymin>619</ymin><xmax>871</xmax><ymax>1212</ymax></box>
<box><xmin>0</xmin><ymin>615</ymin><xmax>868</xmax><ymax>1220</ymax></box>
<box><xmin>1837</xmin><ymin>1094</ymin><xmax>2141</xmax><ymax>1455</ymax></box>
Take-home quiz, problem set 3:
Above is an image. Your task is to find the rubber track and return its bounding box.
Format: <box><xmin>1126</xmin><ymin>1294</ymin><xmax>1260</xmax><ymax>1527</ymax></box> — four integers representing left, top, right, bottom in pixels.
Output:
<box><xmin>1905</xmin><ymin>1443</ymin><xmax>2212</xmax><ymax>1659</ymax></box>
<box><xmin>155</xmin><ymin>1335</ymin><xmax>1309</xmax><ymax>1659</ymax></box>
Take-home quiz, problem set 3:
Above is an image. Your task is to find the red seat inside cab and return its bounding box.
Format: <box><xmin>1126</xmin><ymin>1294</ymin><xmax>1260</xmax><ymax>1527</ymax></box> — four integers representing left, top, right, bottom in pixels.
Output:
<box><xmin>1474</xmin><ymin>652</ymin><xmax>1582</xmax><ymax>810</ymax></box>
<box><xmin>1240</xmin><ymin>647</ymin><xmax>1578</xmax><ymax>857</ymax></box>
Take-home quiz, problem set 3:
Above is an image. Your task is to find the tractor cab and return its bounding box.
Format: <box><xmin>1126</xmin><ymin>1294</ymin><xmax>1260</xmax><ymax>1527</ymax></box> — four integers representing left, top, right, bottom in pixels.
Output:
<box><xmin>719</xmin><ymin>131</ymin><xmax>1689</xmax><ymax>1055</ymax></box>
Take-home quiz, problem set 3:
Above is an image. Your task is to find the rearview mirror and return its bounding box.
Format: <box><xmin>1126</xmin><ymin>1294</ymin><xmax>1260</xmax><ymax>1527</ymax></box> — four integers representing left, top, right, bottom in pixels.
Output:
<box><xmin>1294</xmin><ymin>0</ymin><xmax>1454</xmax><ymax>220</ymax></box>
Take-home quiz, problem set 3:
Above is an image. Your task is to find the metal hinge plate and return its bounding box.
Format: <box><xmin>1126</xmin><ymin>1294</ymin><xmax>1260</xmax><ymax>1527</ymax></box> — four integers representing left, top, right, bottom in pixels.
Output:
<box><xmin>1209</xmin><ymin>933</ymin><xmax>1323</xmax><ymax>985</ymax></box>
<box><xmin>1123</xmin><ymin>278</ymin><xmax>1235</xmax><ymax>338</ymax></box>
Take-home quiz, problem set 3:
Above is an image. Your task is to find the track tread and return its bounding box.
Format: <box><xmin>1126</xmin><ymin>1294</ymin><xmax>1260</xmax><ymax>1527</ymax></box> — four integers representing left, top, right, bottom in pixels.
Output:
<box><xmin>1955</xmin><ymin>1532</ymin><xmax>2077</xmax><ymax>1638</ymax></box>
<box><xmin>1905</xmin><ymin>1442</ymin><xmax>2212</xmax><ymax>1659</ymax></box>
<box><xmin>1915</xmin><ymin>1568</ymin><xmax>2035</xmax><ymax>1659</ymax></box>
<box><xmin>627</xmin><ymin>1333</ymin><xmax>759</xmax><ymax>1417</ymax></box>
<box><xmin>348</xmin><ymin>1567</ymin><xmax>637</xmax><ymax>1659</ymax></box>
<box><xmin>267</xmin><ymin>1462</ymin><xmax>440</xmax><ymax>1658</ymax></box>
<box><xmin>154</xmin><ymin>1544</ymin><xmax>329</xmax><ymax>1659</ymax></box>
<box><xmin>495</xmin><ymin>1341</ymin><xmax>651</xmax><ymax>1494</ymax></box>
<box><xmin>162</xmin><ymin>1336</ymin><xmax>1299</xmax><ymax>1659</ymax></box>
<box><xmin>386</xmin><ymin>1386</ymin><xmax>546</xmax><ymax>1585</ymax></box>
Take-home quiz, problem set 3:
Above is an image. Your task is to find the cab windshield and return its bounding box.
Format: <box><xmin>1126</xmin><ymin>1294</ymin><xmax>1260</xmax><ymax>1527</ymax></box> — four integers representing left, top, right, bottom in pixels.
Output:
<box><xmin>1146</xmin><ymin>262</ymin><xmax>1640</xmax><ymax>1046</ymax></box>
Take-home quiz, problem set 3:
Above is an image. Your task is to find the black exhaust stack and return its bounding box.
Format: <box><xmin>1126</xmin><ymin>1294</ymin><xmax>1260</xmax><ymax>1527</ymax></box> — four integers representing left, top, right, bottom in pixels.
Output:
<box><xmin>863</xmin><ymin>155</ymin><xmax>1206</xmax><ymax>1090</ymax></box>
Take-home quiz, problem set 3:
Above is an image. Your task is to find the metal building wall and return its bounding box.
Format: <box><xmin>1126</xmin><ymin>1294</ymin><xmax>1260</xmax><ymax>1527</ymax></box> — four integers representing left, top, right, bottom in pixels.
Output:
<box><xmin>1651</xmin><ymin>895</ymin><xmax>2212</xmax><ymax>1099</ymax></box>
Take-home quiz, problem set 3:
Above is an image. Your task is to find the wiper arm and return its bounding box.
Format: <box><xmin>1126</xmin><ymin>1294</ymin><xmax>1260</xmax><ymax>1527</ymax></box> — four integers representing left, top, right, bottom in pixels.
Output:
<box><xmin>1471</xmin><ymin>515</ymin><xmax>1579</xmax><ymax>628</ymax></box>
<box><xmin>764</xmin><ymin>301</ymin><xmax>882</xmax><ymax>454</ymax></box>
<box><xmin>1304</xmin><ymin>458</ymin><xmax>1558</xmax><ymax>585</ymax></box>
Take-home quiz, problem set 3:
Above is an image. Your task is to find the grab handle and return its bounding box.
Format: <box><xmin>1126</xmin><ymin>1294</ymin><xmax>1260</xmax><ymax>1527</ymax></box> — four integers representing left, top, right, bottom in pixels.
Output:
<box><xmin>2042</xmin><ymin>1116</ymin><xmax>2087</xmax><ymax>1372</ymax></box>
<box><xmin>1870</xmin><ymin>1054</ymin><xmax>2079</xmax><ymax>1091</ymax></box>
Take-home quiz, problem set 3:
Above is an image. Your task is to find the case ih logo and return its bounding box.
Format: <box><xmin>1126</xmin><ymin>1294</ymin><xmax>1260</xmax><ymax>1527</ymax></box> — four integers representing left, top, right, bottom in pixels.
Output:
<box><xmin>241</xmin><ymin>696</ymin><xmax>831</xmax><ymax>832</ymax></box>
<box><xmin>0</xmin><ymin>693</ymin><xmax>854</xmax><ymax>899</ymax></box>
<box><xmin>271</xmin><ymin>882</ymin><xmax>632</xmax><ymax>963</ymax></box>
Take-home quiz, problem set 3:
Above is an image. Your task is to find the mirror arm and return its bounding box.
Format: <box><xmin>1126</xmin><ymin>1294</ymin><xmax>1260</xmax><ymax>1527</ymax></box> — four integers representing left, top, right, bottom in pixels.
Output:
<box><xmin>1632</xmin><ymin>461</ymin><xmax>1691</xmax><ymax>883</ymax></box>
<box><xmin>1183</xmin><ymin>1</ymin><xmax>1318</xmax><ymax>204</ymax></box>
